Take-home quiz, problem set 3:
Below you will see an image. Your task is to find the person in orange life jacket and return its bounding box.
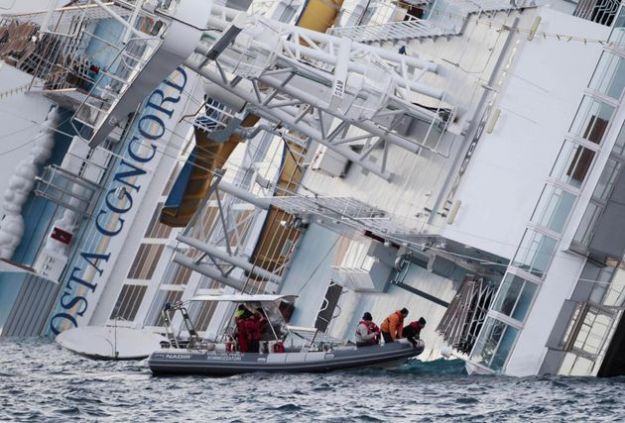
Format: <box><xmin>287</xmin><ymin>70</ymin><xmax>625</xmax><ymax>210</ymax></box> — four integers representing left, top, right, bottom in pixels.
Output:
<box><xmin>380</xmin><ymin>308</ymin><xmax>409</xmax><ymax>343</ymax></box>
<box><xmin>355</xmin><ymin>312</ymin><xmax>380</xmax><ymax>347</ymax></box>
<box><xmin>403</xmin><ymin>317</ymin><xmax>426</xmax><ymax>348</ymax></box>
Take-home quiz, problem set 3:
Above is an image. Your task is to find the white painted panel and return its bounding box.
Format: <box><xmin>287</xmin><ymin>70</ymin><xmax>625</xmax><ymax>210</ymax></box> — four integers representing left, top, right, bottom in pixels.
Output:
<box><xmin>443</xmin><ymin>9</ymin><xmax>609</xmax><ymax>259</ymax></box>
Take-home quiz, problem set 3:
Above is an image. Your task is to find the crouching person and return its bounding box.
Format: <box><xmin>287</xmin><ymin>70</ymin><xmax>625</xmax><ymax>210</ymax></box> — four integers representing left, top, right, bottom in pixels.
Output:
<box><xmin>403</xmin><ymin>317</ymin><xmax>426</xmax><ymax>348</ymax></box>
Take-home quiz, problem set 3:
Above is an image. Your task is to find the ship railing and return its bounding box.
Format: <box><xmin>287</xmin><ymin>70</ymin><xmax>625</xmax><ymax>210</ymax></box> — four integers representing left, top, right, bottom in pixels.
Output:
<box><xmin>189</xmin><ymin>98</ymin><xmax>237</xmax><ymax>135</ymax></box>
<box><xmin>330</xmin><ymin>17</ymin><xmax>444</xmax><ymax>44</ymax></box>
<box><xmin>34</xmin><ymin>165</ymin><xmax>102</xmax><ymax>219</ymax></box>
<box><xmin>70</xmin><ymin>35</ymin><xmax>162</xmax><ymax>141</ymax></box>
<box><xmin>0</xmin><ymin>1</ymin><xmax>164</xmax><ymax>103</ymax></box>
<box><xmin>2</xmin><ymin>1</ymin><xmax>137</xmax><ymax>38</ymax></box>
<box><xmin>574</xmin><ymin>0</ymin><xmax>620</xmax><ymax>26</ymax></box>
<box><xmin>330</xmin><ymin>0</ymin><xmax>538</xmax><ymax>44</ymax></box>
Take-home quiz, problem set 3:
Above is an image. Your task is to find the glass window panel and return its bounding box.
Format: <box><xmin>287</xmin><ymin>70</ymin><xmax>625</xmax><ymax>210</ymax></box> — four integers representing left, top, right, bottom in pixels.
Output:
<box><xmin>614</xmin><ymin>121</ymin><xmax>625</xmax><ymax>156</ymax></box>
<box><xmin>147</xmin><ymin>290</ymin><xmax>183</xmax><ymax>327</ymax></box>
<box><xmin>511</xmin><ymin>282</ymin><xmax>537</xmax><ymax>322</ymax></box>
<box><xmin>145</xmin><ymin>203</ymin><xmax>173</xmax><ymax>239</ymax></box>
<box><xmin>493</xmin><ymin>274</ymin><xmax>524</xmax><ymax>317</ymax></box>
<box><xmin>127</xmin><ymin>244</ymin><xmax>165</xmax><ymax>279</ymax></box>
<box><xmin>490</xmin><ymin>325</ymin><xmax>519</xmax><ymax>371</ymax></box>
<box><xmin>569</xmin><ymin>97</ymin><xmax>614</xmax><ymax>144</ymax></box>
<box><xmin>513</xmin><ymin>230</ymin><xmax>558</xmax><ymax>278</ymax></box>
<box><xmin>189</xmin><ymin>300</ymin><xmax>219</xmax><ymax>331</ymax></box>
<box><xmin>611</xmin><ymin>9</ymin><xmax>625</xmax><ymax>45</ymax></box>
<box><xmin>573</xmin><ymin>201</ymin><xmax>604</xmax><ymax>249</ymax></box>
<box><xmin>169</xmin><ymin>264</ymin><xmax>192</xmax><ymax>285</ymax></box>
<box><xmin>590</xmin><ymin>52</ymin><xmax>625</xmax><ymax>100</ymax></box>
<box><xmin>471</xmin><ymin>318</ymin><xmax>506</xmax><ymax>368</ymax></box>
<box><xmin>603</xmin><ymin>270</ymin><xmax>625</xmax><ymax>307</ymax></box>
<box><xmin>531</xmin><ymin>185</ymin><xmax>577</xmax><ymax>233</ymax></box>
<box><xmin>551</xmin><ymin>141</ymin><xmax>596</xmax><ymax>188</ymax></box>
<box><xmin>110</xmin><ymin>284</ymin><xmax>147</xmax><ymax>321</ymax></box>
<box><xmin>595</xmin><ymin>157</ymin><xmax>622</xmax><ymax>201</ymax></box>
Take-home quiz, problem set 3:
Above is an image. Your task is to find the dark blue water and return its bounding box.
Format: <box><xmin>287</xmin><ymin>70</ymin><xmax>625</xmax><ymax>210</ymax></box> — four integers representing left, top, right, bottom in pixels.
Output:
<box><xmin>1</xmin><ymin>339</ymin><xmax>624</xmax><ymax>422</ymax></box>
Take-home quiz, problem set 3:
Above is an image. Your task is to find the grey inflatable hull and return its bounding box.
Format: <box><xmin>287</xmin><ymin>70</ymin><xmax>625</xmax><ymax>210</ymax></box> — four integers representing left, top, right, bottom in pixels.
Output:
<box><xmin>148</xmin><ymin>342</ymin><xmax>423</xmax><ymax>376</ymax></box>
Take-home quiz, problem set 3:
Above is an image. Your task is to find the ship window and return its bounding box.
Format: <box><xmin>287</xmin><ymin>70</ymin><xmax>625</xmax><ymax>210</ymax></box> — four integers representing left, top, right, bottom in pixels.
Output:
<box><xmin>399</xmin><ymin>3</ymin><xmax>425</xmax><ymax>20</ymax></box>
<box><xmin>613</xmin><ymin>121</ymin><xmax>625</xmax><ymax>156</ymax></box>
<box><xmin>147</xmin><ymin>289</ymin><xmax>184</xmax><ymax>327</ymax></box>
<box><xmin>189</xmin><ymin>299</ymin><xmax>219</xmax><ymax>332</ymax></box>
<box><xmin>572</xmin><ymin>200</ymin><xmax>604</xmax><ymax>250</ymax></box>
<box><xmin>166</xmin><ymin>263</ymin><xmax>193</xmax><ymax>285</ymax></box>
<box><xmin>490</xmin><ymin>325</ymin><xmax>519</xmax><ymax>371</ymax></box>
<box><xmin>512</xmin><ymin>229</ymin><xmax>557</xmax><ymax>278</ymax></box>
<box><xmin>551</xmin><ymin>141</ymin><xmax>596</xmax><ymax>188</ymax></box>
<box><xmin>595</xmin><ymin>157</ymin><xmax>622</xmax><ymax>201</ymax></box>
<box><xmin>110</xmin><ymin>284</ymin><xmax>147</xmax><ymax>321</ymax></box>
<box><xmin>612</xmin><ymin>9</ymin><xmax>625</xmax><ymax>46</ymax></box>
<box><xmin>145</xmin><ymin>203</ymin><xmax>173</xmax><ymax>239</ymax></box>
<box><xmin>470</xmin><ymin>317</ymin><xmax>518</xmax><ymax>371</ymax></box>
<box><xmin>590</xmin><ymin>52</ymin><xmax>625</xmax><ymax>100</ymax></box>
<box><xmin>569</xmin><ymin>96</ymin><xmax>614</xmax><ymax>144</ymax></box>
<box><xmin>493</xmin><ymin>274</ymin><xmax>538</xmax><ymax>322</ymax></box>
<box><xmin>531</xmin><ymin>185</ymin><xmax>576</xmax><ymax>233</ymax></box>
<box><xmin>127</xmin><ymin>243</ymin><xmax>165</xmax><ymax>280</ymax></box>
<box><xmin>560</xmin><ymin>303</ymin><xmax>616</xmax><ymax>368</ymax></box>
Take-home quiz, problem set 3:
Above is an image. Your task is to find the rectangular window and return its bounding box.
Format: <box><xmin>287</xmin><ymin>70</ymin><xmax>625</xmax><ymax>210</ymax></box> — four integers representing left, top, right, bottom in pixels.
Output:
<box><xmin>613</xmin><ymin>121</ymin><xmax>625</xmax><ymax>156</ymax></box>
<box><xmin>595</xmin><ymin>157</ymin><xmax>622</xmax><ymax>201</ymax></box>
<box><xmin>569</xmin><ymin>96</ymin><xmax>614</xmax><ymax>144</ymax></box>
<box><xmin>589</xmin><ymin>52</ymin><xmax>625</xmax><ymax>100</ymax></box>
<box><xmin>571</xmin><ymin>305</ymin><xmax>615</xmax><ymax>358</ymax></box>
<box><xmin>512</xmin><ymin>282</ymin><xmax>537</xmax><ymax>322</ymax></box>
<box><xmin>110</xmin><ymin>284</ymin><xmax>147</xmax><ymax>321</ymax></box>
<box><xmin>493</xmin><ymin>274</ymin><xmax>538</xmax><ymax>322</ymax></box>
<box><xmin>551</xmin><ymin>141</ymin><xmax>596</xmax><ymax>188</ymax></box>
<box><xmin>189</xmin><ymin>300</ymin><xmax>219</xmax><ymax>332</ymax></box>
<box><xmin>145</xmin><ymin>203</ymin><xmax>173</xmax><ymax>239</ymax></box>
<box><xmin>513</xmin><ymin>230</ymin><xmax>558</xmax><ymax>278</ymax></box>
<box><xmin>531</xmin><ymin>185</ymin><xmax>577</xmax><ymax>233</ymax></box>
<box><xmin>471</xmin><ymin>318</ymin><xmax>505</xmax><ymax>368</ymax></box>
<box><xmin>167</xmin><ymin>264</ymin><xmax>193</xmax><ymax>285</ymax></box>
<box><xmin>609</xmin><ymin>9</ymin><xmax>625</xmax><ymax>45</ymax></box>
<box><xmin>490</xmin><ymin>325</ymin><xmax>519</xmax><ymax>371</ymax></box>
<box><xmin>148</xmin><ymin>289</ymin><xmax>184</xmax><ymax>327</ymax></box>
<box><xmin>471</xmin><ymin>318</ymin><xmax>520</xmax><ymax>372</ymax></box>
<box><xmin>572</xmin><ymin>201</ymin><xmax>603</xmax><ymax>250</ymax></box>
<box><xmin>127</xmin><ymin>243</ymin><xmax>165</xmax><ymax>280</ymax></box>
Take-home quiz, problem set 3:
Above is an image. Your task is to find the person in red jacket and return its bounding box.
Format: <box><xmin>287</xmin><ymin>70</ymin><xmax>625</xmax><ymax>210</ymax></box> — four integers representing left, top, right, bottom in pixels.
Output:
<box><xmin>403</xmin><ymin>317</ymin><xmax>427</xmax><ymax>347</ymax></box>
<box><xmin>236</xmin><ymin>311</ymin><xmax>251</xmax><ymax>352</ymax></box>
<box><xmin>380</xmin><ymin>308</ymin><xmax>409</xmax><ymax>343</ymax></box>
<box><xmin>246</xmin><ymin>309</ymin><xmax>268</xmax><ymax>353</ymax></box>
<box><xmin>355</xmin><ymin>312</ymin><xmax>380</xmax><ymax>347</ymax></box>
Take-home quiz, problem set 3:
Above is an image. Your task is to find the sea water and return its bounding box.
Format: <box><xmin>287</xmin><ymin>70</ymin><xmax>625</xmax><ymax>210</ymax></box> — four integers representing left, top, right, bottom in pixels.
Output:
<box><xmin>0</xmin><ymin>338</ymin><xmax>624</xmax><ymax>422</ymax></box>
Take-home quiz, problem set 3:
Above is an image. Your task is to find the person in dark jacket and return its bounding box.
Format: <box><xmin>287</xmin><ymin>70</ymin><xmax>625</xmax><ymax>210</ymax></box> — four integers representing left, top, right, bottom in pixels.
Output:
<box><xmin>403</xmin><ymin>317</ymin><xmax>426</xmax><ymax>347</ymax></box>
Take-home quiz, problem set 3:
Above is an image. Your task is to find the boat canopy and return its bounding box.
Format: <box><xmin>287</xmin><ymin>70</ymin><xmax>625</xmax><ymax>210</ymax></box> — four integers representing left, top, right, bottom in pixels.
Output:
<box><xmin>189</xmin><ymin>294</ymin><xmax>297</xmax><ymax>303</ymax></box>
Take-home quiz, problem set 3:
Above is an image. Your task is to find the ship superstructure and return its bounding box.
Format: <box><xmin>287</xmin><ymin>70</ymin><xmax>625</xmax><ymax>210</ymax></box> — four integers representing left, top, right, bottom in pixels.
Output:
<box><xmin>1</xmin><ymin>0</ymin><xmax>625</xmax><ymax>378</ymax></box>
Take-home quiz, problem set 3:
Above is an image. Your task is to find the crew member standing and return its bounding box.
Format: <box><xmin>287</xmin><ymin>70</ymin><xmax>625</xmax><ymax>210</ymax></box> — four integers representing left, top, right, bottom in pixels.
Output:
<box><xmin>380</xmin><ymin>308</ymin><xmax>409</xmax><ymax>343</ymax></box>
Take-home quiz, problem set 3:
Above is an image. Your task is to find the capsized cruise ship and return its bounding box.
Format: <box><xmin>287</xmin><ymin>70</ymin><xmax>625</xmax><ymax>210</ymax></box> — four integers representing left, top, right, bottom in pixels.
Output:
<box><xmin>2</xmin><ymin>0</ymin><xmax>625</xmax><ymax>377</ymax></box>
